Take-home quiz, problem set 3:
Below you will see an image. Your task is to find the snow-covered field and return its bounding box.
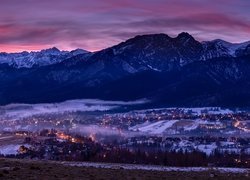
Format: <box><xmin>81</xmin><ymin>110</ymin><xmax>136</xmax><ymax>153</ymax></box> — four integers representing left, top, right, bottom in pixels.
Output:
<box><xmin>136</xmin><ymin>107</ymin><xmax>235</xmax><ymax>115</ymax></box>
<box><xmin>129</xmin><ymin>119</ymin><xmax>224</xmax><ymax>134</ymax></box>
<box><xmin>0</xmin><ymin>99</ymin><xmax>147</xmax><ymax>120</ymax></box>
<box><xmin>62</xmin><ymin>161</ymin><xmax>249</xmax><ymax>174</ymax></box>
<box><xmin>0</xmin><ymin>144</ymin><xmax>20</xmax><ymax>155</ymax></box>
<box><xmin>171</xmin><ymin>141</ymin><xmax>217</xmax><ymax>156</ymax></box>
<box><xmin>179</xmin><ymin>107</ymin><xmax>234</xmax><ymax>115</ymax></box>
<box><xmin>129</xmin><ymin>120</ymin><xmax>178</xmax><ymax>134</ymax></box>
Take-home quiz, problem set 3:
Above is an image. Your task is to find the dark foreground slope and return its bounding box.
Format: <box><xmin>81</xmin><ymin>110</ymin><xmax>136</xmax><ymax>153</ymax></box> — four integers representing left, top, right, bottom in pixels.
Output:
<box><xmin>0</xmin><ymin>158</ymin><xmax>249</xmax><ymax>180</ymax></box>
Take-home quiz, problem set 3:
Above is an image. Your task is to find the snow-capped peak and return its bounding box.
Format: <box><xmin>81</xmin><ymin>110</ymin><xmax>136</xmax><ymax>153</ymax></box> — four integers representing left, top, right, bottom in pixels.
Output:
<box><xmin>40</xmin><ymin>47</ymin><xmax>61</xmax><ymax>55</ymax></box>
<box><xmin>206</xmin><ymin>39</ymin><xmax>250</xmax><ymax>56</ymax></box>
<box><xmin>0</xmin><ymin>47</ymin><xmax>90</xmax><ymax>68</ymax></box>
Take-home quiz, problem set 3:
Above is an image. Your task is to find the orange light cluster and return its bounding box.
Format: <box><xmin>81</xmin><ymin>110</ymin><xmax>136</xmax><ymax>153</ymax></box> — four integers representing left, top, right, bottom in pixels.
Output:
<box><xmin>56</xmin><ymin>132</ymin><xmax>83</xmax><ymax>143</ymax></box>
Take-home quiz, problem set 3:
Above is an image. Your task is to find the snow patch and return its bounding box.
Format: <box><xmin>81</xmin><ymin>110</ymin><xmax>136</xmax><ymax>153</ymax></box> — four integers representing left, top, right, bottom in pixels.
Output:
<box><xmin>0</xmin><ymin>145</ymin><xmax>20</xmax><ymax>155</ymax></box>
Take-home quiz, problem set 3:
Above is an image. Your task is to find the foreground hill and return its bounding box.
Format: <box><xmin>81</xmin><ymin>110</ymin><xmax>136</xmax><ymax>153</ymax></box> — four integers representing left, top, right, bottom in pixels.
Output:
<box><xmin>0</xmin><ymin>158</ymin><xmax>249</xmax><ymax>180</ymax></box>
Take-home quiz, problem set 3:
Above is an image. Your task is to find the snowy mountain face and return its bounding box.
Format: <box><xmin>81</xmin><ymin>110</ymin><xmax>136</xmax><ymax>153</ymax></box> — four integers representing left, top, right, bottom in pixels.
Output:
<box><xmin>0</xmin><ymin>47</ymin><xmax>90</xmax><ymax>68</ymax></box>
<box><xmin>202</xmin><ymin>39</ymin><xmax>250</xmax><ymax>59</ymax></box>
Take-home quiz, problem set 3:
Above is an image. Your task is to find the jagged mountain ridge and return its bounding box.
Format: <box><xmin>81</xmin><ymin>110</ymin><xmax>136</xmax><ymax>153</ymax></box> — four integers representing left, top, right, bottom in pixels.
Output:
<box><xmin>0</xmin><ymin>47</ymin><xmax>90</xmax><ymax>68</ymax></box>
<box><xmin>0</xmin><ymin>32</ymin><xmax>250</xmax><ymax>106</ymax></box>
<box><xmin>1</xmin><ymin>32</ymin><xmax>249</xmax><ymax>69</ymax></box>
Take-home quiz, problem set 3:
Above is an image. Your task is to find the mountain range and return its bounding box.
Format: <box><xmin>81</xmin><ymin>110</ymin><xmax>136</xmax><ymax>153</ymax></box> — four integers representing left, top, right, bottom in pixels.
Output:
<box><xmin>1</xmin><ymin>32</ymin><xmax>250</xmax><ymax>107</ymax></box>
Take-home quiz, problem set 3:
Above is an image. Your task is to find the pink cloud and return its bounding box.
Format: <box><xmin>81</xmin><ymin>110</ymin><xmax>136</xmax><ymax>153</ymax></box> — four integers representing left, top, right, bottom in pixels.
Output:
<box><xmin>0</xmin><ymin>0</ymin><xmax>250</xmax><ymax>52</ymax></box>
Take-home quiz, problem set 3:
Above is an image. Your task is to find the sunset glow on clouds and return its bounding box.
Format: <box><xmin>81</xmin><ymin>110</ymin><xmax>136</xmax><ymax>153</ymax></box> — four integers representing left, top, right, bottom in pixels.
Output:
<box><xmin>0</xmin><ymin>0</ymin><xmax>250</xmax><ymax>52</ymax></box>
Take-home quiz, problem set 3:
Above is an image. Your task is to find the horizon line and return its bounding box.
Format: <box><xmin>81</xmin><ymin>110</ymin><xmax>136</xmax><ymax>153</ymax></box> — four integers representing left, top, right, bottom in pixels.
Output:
<box><xmin>1</xmin><ymin>32</ymin><xmax>250</xmax><ymax>54</ymax></box>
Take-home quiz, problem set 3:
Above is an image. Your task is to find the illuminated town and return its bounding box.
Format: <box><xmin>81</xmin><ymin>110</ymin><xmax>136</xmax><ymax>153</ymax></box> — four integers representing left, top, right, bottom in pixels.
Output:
<box><xmin>0</xmin><ymin>106</ymin><xmax>250</xmax><ymax>167</ymax></box>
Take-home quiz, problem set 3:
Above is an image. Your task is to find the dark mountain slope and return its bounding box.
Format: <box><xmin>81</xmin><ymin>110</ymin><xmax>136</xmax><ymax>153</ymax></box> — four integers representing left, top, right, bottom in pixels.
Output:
<box><xmin>0</xmin><ymin>33</ymin><xmax>250</xmax><ymax>106</ymax></box>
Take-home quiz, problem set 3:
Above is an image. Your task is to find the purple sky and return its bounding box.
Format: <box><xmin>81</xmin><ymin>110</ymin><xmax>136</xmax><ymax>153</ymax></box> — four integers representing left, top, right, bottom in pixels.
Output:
<box><xmin>1</xmin><ymin>0</ymin><xmax>250</xmax><ymax>52</ymax></box>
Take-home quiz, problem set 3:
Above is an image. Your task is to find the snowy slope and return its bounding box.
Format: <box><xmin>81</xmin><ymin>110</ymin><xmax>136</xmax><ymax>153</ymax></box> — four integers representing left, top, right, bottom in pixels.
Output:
<box><xmin>129</xmin><ymin>120</ymin><xmax>178</xmax><ymax>134</ymax></box>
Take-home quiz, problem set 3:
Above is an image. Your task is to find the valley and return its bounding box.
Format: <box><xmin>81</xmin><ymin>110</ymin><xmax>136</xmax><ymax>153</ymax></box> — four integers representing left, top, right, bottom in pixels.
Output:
<box><xmin>0</xmin><ymin>100</ymin><xmax>250</xmax><ymax>168</ymax></box>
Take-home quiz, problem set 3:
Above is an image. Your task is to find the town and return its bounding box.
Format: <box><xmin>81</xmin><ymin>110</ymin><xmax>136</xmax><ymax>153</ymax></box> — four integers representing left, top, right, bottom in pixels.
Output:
<box><xmin>1</xmin><ymin>107</ymin><xmax>250</xmax><ymax>167</ymax></box>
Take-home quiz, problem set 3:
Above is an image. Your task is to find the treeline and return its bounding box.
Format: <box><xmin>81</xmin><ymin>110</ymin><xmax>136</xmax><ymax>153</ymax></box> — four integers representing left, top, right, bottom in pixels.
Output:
<box><xmin>2</xmin><ymin>145</ymin><xmax>249</xmax><ymax>168</ymax></box>
<box><xmin>1</xmin><ymin>131</ymin><xmax>249</xmax><ymax>168</ymax></box>
<box><xmin>90</xmin><ymin>148</ymin><xmax>250</xmax><ymax>168</ymax></box>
